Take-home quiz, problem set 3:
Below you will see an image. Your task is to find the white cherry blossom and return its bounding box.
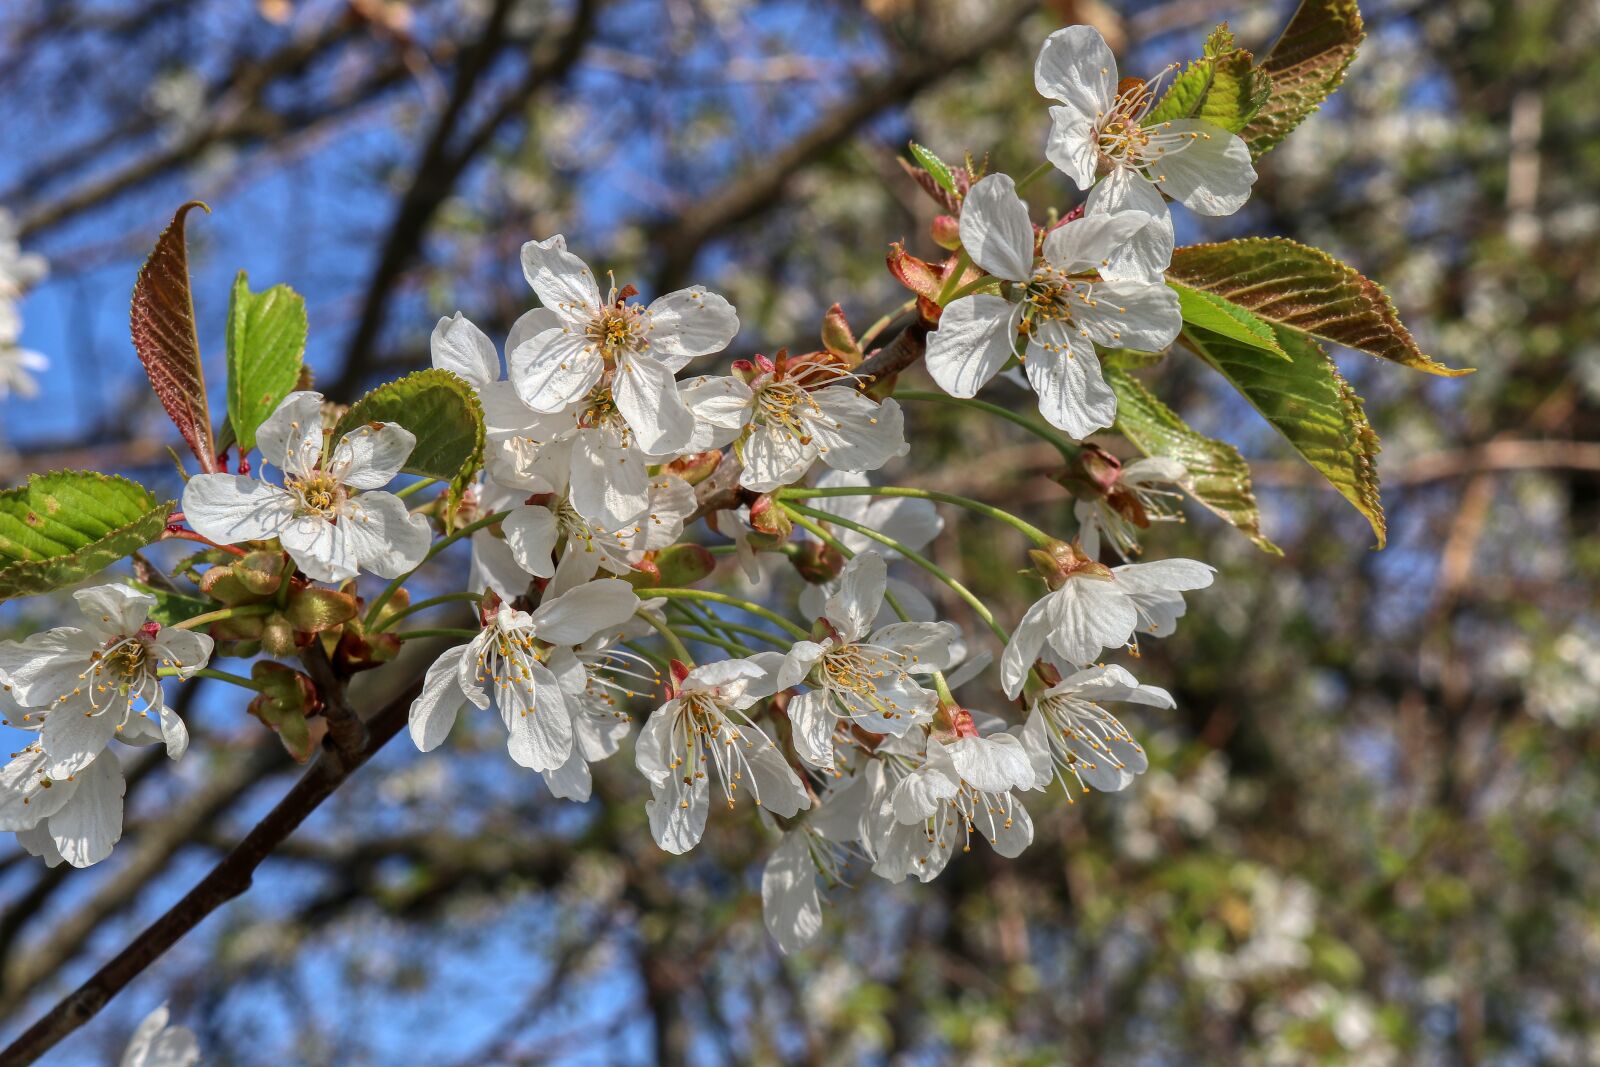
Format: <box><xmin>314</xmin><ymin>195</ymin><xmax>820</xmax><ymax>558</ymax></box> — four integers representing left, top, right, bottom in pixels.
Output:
<box><xmin>0</xmin><ymin>585</ymin><xmax>210</xmax><ymax>776</ymax></box>
<box><xmin>119</xmin><ymin>1003</ymin><xmax>200</xmax><ymax>1067</ymax></box>
<box><xmin>509</xmin><ymin>235</ymin><xmax>738</xmax><ymax>454</ymax></box>
<box><xmin>182</xmin><ymin>391</ymin><xmax>431</xmax><ymax>583</ymax></box>
<box><xmin>778</xmin><ymin>552</ymin><xmax>960</xmax><ymax>769</ymax></box>
<box><xmin>1073</xmin><ymin>455</ymin><xmax>1188</xmax><ymax>559</ymax></box>
<box><xmin>1000</xmin><ymin>549</ymin><xmax>1214</xmax><ymax>697</ymax></box>
<box><xmin>1037</xmin><ymin>25</ymin><xmax>1257</xmax><ymax>281</ymax></box>
<box><xmin>925</xmin><ymin>172</ymin><xmax>1179</xmax><ymax>438</ymax></box>
<box><xmin>1018</xmin><ymin>664</ymin><xmax>1173</xmax><ymax>793</ymax></box>
<box><xmin>682</xmin><ymin>355</ymin><xmax>908</xmax><ymax>493</ymax></box>
<box><xmin>407</xmin><ymin>579</ymin><xmax>641</xmax><ymax>772</ymax></box>
<box><xmin>635</xmin><ymin>656</ymin><xmax>809</xmax><ymax>854</ymax></box>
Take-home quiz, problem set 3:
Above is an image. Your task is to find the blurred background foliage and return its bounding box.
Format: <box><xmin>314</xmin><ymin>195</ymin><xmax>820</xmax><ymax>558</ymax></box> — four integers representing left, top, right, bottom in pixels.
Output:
<box><xmin>1</xmin><ymin>0</ymin><xmax>1596</xmax><ymax>1063</ymax></box>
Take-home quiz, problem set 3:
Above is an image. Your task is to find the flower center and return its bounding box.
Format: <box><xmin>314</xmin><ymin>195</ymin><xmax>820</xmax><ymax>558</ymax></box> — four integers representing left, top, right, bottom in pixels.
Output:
<box><xmin>586</xmin><ymin>304</ymin><xmax>647</xmax><ymax>361</ymax></box>
<box><xmin>290</xmin><ymin>471</ymin><xmax>344</xmax><ymax>518</ymax></box>
<box><xmin>754</xmin><ymin>381</ymin><xmax>822</xmax><ymax>441</ymax></box>
<box><xmin>819</xmin><ymin>643</ymin><xmax>910</xmax><ymax>724</ymax></box>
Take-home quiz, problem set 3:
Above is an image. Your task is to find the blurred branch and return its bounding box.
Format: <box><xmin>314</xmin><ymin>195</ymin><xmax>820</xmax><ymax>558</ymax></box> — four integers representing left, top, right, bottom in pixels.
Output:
<box><xmin>331</xmin><ymin>0</ymin><xmax>605</xmax><ymax>397</ymax></box>
<box><xmin>648</xmin><ymin>0</ymin><xmax>1043</xmax><ymax>291</ymax></box>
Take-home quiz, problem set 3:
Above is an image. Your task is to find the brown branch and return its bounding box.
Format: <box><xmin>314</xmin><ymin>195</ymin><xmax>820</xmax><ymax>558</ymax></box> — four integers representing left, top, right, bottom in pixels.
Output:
<box><xmin>648</xmin><ymin>0</ymin><xmax>1041</xmax><ymax>291</ymax></box>
<box><xmin>298</xmin><ymin>642</ymin><xmax>366</xmax><ymax>760</ymax></box>
<box><xmin>0</xmin><ymin>675</ymin><xmax>424</xmax><ymax>1066</ymax></box>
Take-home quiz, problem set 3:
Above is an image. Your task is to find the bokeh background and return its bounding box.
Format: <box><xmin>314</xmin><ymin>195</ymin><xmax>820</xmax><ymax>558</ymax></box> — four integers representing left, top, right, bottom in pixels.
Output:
<box><xmin>1</xmin><ymin>0</ymin><xmax>1596</xmax><ymax>1063</ymax></box>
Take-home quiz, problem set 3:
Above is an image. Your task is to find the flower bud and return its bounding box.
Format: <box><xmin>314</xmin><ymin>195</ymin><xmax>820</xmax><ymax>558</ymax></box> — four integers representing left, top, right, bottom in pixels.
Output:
<box><xmin>789</xmin><ymin>540</ymin><xmax>845</xmax><ymax>585</ymax></box>
<box><xmin>248</xmin><ymin>662</ymin><xmax>325</xmax><ymax>763</ymax></box>
<box><xmin>749</xmin><ymin>494</ymin><xmax>792</xmax><ymax>541</ymax></box>
<box><xmin>664</xmin><ymin>450</ymin><xmax>723</xmax><ymax>486</ymax></box>
<box><xmin>931</xmin><ymin>213</ymin><xmax>961</xmax><ymax>250</ymax></box>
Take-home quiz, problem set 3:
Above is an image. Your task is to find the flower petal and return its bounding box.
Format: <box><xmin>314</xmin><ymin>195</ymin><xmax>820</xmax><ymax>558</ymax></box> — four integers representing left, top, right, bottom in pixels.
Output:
<box><xmin>959</xmin><ymin>173</ymin><xmax>1036</xmax><ymax>282</ymax></box>
<box><xmin>762</xmin><ymin>831</ymin><xmax>824</xmax><ymax>954</ymax></box>
<box><xmin>788</xmin><ymin>689</ymin><xmax>837</xmax><ymax>771</ymax></box>
<box><xmin>181</xmin><ymin>476</ymin><xmax>296</xmax><ymax>546</ymax></box>
<box><xmin>824</xmin><ymin>551</ymin><xmax>887</xmax><ymax>643</ymax></box>
<box><xmin>1042</xmin><ymin>211</ymin><xmax>1156</xmax><ymax>276</ymax></box>
<box><xmin>1078</xmin><ymin>278</ymin><xmax>1181</xmax><ymax>352</ymax></box>
<box><xmin>503</xmin><ymin>504</ymin><xmax>559</xmax><ymax>578</ymax></box>
<box><xmin>41</xmin><ymin>705</ymin><xmax>120</xmax><ymax>777</ymax></box>
<box><xmin>1044</xmin><ymin>108</ymin><xmax>1100</xmax><ymax>190</ymax></box>
<box><xmin>430</xmin><ymin>312</ymin><xmax>500</xmax><ymax>391</ymax></box>
<box><xmin>529</xmin><ymin>577</ymin><xmax>640</xmax><ymax>646</ymax></box>
<box><xmin>409</xmin><ymin>646</ymin><xmax>469</xmax><ymax>752</ymax></box>
<box><xmin>1153</xmin><ymin>120</ymin><xmax>1256</xmax><ymax>216</ymax></box>
<box><xmin>520</xmin><ymin>235</ymin><xmax>600</xmax><ymax>321</ymax></box>
<box><xmin>279</xmin><ymin>513</ymin><xmax>356</xmax><ymax>583</ymax></box>
<box><xmin>48</xmin><ymin>749</ymin><xmax>124</xmax><ymax>868</ymax></box>
<box><xmin>72</xmin><ymin>584</ymin><xmax>154</xmax><ymax>638</ymax></box>
<box><xmin>613</xmin><ymin>353</ymin><xmax>695</xmax><ymax>455</ymax></box>
<box><xmin>1034</xmin><ymin>25</ymin><xmax>1117</xmax><ymax>117</ymax></box>
<box><xmin>255</xmin><ymin>391</ymin><xmax>327</xmax><ymax>477</ymax></box>
<box><xmin>924</xmin><ymin>295</ymin><xmax>1020</xmax><ymax>398</ymax></box>
<box><xmin>807</xmin><ymin>389</ymin><xmax>908</xmax><ymax>474</ymax></box>
<box><xmin>329</xmin><ymin>422</ymin><xmax>415</xmax><ymax>491</ymax></box>
<box><xmin>1085</xmin><ymin>171</ymin><xmax>1174</xmax><ymax>283</ymax></box>
<box><xmin>338</xmin><ymin>491</ymin><xmax>431</xmax><ymax>579</ymax></box>
<box><xmin>500</xmin><ymin>662</ymin><xmax>573</xmax><ymax>772</ymax></box>
<box><xmin>1024</xmin><ymin>327</ymin><xmax>1117</xmax><ymax>439</ymax></box>
<box><xmin>645</xmin><ymin>287</ymin><xmax>739</xmax><ymax>368</ymax></box>
<box><xmin>509</xmin><ymin>327</ymin><xmax>605</xmax><ymax>413</ymax></box>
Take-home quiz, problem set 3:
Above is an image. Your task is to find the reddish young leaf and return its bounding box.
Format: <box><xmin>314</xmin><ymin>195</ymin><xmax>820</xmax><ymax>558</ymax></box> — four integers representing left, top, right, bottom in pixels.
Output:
<box><xmin>131</xmin><ymin>202</ymin><xmax>219</xmax><ymax>472</ymax></box>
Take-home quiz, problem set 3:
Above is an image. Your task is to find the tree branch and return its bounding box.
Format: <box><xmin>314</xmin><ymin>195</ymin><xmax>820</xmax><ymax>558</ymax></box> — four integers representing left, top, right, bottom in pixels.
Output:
<box><xmin>0</xmin><ymin>675</ymin><xmax>424</xmax><ymax>1066</ymax></box>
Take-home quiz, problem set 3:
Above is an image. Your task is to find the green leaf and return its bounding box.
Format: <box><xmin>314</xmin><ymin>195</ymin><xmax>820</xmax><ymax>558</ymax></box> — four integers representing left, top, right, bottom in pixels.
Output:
<box><xmin>1169</xmin><ymin>238</ymin><xmax>1470</xmax><ymax>376</ymax></box>
<box><xmin>1183</xmin><ymin>323</ymin><xmax>1384</xmax><ymax>546</ymax></box>
<box><xmin>226</xmin><ymin>270</ymin><xmax>308</xmax><ymax>453</ymax></box>
<box><xmin>131</xmin><ymin>201</ymin><xmax>220</xmax><ymax>473</ymax></box>
<box><xmin>907</xmin><ymin>142</ymin><xmax>957</xmax><ymax>196</ymax></box>
<box><xmin>1172</xmin><ymin>282</ymin><xmax>1286</xmax><ymax>358</ymax></box>
<box><xmin>334</xmin><ymin>369</ymin><xmax>484</xmax><ymax>513</ymax></box>
<box><xmin>1243</xmin><ymin>0</ymin><xmax>1365</xmax><ymax>158</ymax></box>
<box><xmin>1147</xmin><ymin>24</ymin><xmax>1270</xmax><ymax>134</ymax></box>
<box><xmin>0</xmin><ymin>472</ymin><xmax>174</xmax><ymax>602</ymax></box>
<box><xmin>1107</xmin><ymin>368</ymin><xmax>1280</xmax><ymax>555</ymax></box>
<box><xmin>128</xmin><ymin>581</ymin><xmax>214</xmax><ymax>626</ymax></box>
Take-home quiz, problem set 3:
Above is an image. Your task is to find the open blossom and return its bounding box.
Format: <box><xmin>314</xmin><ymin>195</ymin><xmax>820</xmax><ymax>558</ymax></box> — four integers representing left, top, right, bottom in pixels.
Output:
<box><xmin>408</xmin><ymin>579</ymin><xmax>641</xmax><ymax>773</ymax></box>
<box><xmin>500</xmin><ymin>474</ymin><xmax>695</xmax><ymax>588</ymax></box>
<box><xmin>1037</xmin><ymin>25</ymin><xmax>1257</xmax><ymax>281</ymax></box>
<box><xmin>509</xmin><ymin>235</ymin><xmax>738</xmax><ymax>454</ymax></box>
<box><xmin>862</xmin><ymin>729</ymin><xmax>1036</xmax><ymax>883</ymax></box>
<box><xmin>682</xmin><ymin>353</ymin><xmax>908</xmax><ymax>493</ymax></box>
<box><xmin>0</xmin><ymin>208</ymin><xmax>48</xmax><ymax>401</ymax></box>
<box><xmin>0</xmin><ymin>585</ymin><xmax>210</xmax><ymax>775</ymax></box>
<box><xmin>1018</xmin><ymin>664</ymin><xmax>1173</xmax><ymax>793</ymax></box>
<box><xmin>1070</xmin><ymin>454</ymin><xmax>1188</xmax><ymax>559</ymax></box>
<box><xmin>779</xmin><ymin>552</ymin><xmax>960</xmax><ymax>769</ymax></box>
<box><xmin>539</xmin><ymin>612</ymin><xmax>662</xmax><ymax>802</ymax></box>
<box><xmin>925</xmin><ymin>172</ymin><xmax>1180</xmax><ymax>438</ymax></box>
<box><xmin>635</xmin><ymin>657</ymin><xmax>809</xmax><ymax>854</ymax></box>
<box><xmin>183</xmin><ymin>391</ymin><xmax>431</xmax><ymax>583</ymax></box>
<box><xmin>119</xmin><ymin>1003</ymin><xmax>200</xmax><ymax>1067</ymax></box>
<box><xmin>1000</xmin><ymin>545</ymin><xmax>1214</xmax><ymax>697</ymax></box>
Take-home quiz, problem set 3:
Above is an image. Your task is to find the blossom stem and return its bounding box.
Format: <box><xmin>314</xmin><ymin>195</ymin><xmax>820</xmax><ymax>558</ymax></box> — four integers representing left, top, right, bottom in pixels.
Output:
<box><xmin>390</xmin><ymin>628</ymin><xmax>479</xmax><ymax>641</ymax></box>
<box><xmin>158</xmin><ymin>666</ymin><xmax>267</xmax><ymax>692</ymax></box>
<box><xmin>892</xmin><ymin>389</ymin><xmax>1080</xmax><ymax>460</ymax></box>
<box><xmin>1013</xmin><ymin>160</ymin><xmax>1054</xmax><ymax>193</ymax></box>
<box><xmin>394</xmin><ymin>476</ymin><xmax>440</xmax><ymax>500</ymax></box>
<box><xmin>160</xmin><ymin>529</ymin><xmax>248</xmax><ymax>557</ymax></box>
<box><xmin>782</xmin><ymin>503</ymin><xmax>1009</xmax><ymax>645</ymax></box>
<box><xmin>370</xmin><ymin>591</ymin><xmax>483</xmax><ymax>633</ymax></box>
<box><xmin>777</xmin><ymin>485</ymin><xmax>1053</xmax><ymax>547</ymax></box>
<box><xmin>638</xmin><ymin>610</ymin><xmax>695</xmax><ymax>665</ymax></box>
<box><xmin>170</xmin><ymin>604</ymin><xmax>274</xmax><ymax>631</ymax></box>
<box><xmin>858</xmin><ymin>298</ymin><xmax>918</xmax><ymax>350</ymax></box>
<box><xmin>781</xmin><ymin>509</ymin><xmax>913</xmax><ymax>623</ymax></box>
<box><xmin>671</xmin><ymin>627</ymin><xmax>758</xmax><ymax>658</ymax></box>
<box><xmin>648</xmin><ymin>588</ymin><xmax>811</xmax><ymax>641</ymax></box>
<box><xmin>363</xmin><ymin>510</ymin><xmax>510</xmax><ymax>628</ymax></box>
<box><xmin>669</xmin><ymin>605</ymin><xmax>790</xmax><ymax>649</ymax></box>
<box><xmin>933</xmin><ymin>250</ymin><xmax>972</xmax><ymax>306</ymax></box>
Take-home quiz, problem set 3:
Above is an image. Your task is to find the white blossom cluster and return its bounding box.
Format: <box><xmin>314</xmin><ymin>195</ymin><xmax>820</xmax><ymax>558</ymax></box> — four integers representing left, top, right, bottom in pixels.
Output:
<box><xmin>0</xmin><ymin>207</ymin><xmax>48</xmax><ymax>402</ymax></box>
<box><xmin>0</xmin><ymin>26</ymin><xmax>1255</xmax><ymax>951</ymax></box>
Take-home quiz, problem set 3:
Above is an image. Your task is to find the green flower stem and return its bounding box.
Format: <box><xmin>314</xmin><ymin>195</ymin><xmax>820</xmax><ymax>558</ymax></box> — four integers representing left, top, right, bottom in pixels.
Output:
<box><xmin>158</xmin><ymin>666</ymin><xmax>267</xmax><ymax>693</ymax></box>
<box><xmin>170</xmin><ymin>604</ymin><xmax>273</xmax><ymax>632</ymax></box>
<box><xmin>394</xmin><ymin>476</ymin><xmax>440</xmax><ymax>500</ymax></box>
<box><xmin>939</xmin><ymin>275</ymin><xmax>999</xmax><ymax>304</ymax></box>
<box><xmin>666</xmin><ymin>600</ymin><xmax>739</xmax><ymax>645</ymax></box>
<box><xmin>670</xmin><ymin>606</ymin><xmax>790</xmax><ymax>649</ymax></box>
<box><xmin>1013</xmin><ymin>160</ymin><xmax>1054</xmax><ymax>194</ymax></box>
<box><xmin>932</xmin><ymin>669</ymin><xmax>956</xmax><ymax>706</ymax></box>
<box><xmin>638</xmin><ymin>610</ymin><xmax>695</xmax><ymax>665</ymax></box>
<box><xmin>390</xmin><ymin>628</ymin><xmax>479</xmax><ymax>641</ymax></box>
<box><xmin>933</xmin><ymin>250</ymin><xmax>972</xmax><ymax>306</ymax></box>
<box><xmin>621</xmin><ymin>640</ymin><xmax>670</xmax><ymax>674</ymax></box>
<box><xmin>893</xmin><ymin>389</ymin><xmax>1081</xmax><ymax>460</ymax></box>
<box><xmin>370</xmin><ymin>591</ymin><xmax>483</xmax><ymax>634</ymax></box>
<box><xmin>781</xmin><ymin>509</ymin><xmax>912</xmax><ymax>623</ymax></box>
<box><xmin>777</xmin><ymin>484</ymin><xmax>1054</xmax><ymax>547</ymax></box>
<box><xmin>858</xmin><ymin>298</ymin><xmax>918</xmax><ymax>350</ymax></box>
<box><xmin>671</xmin><ymin>627</ymin><xmax>759</xmax><ymax>658</ymax></box>
<box><xmin>782</xmin><ymin>503</ymin><xmax>1009</xmax><ymax>646</ymax></box>
<box><xmin>649</xmin><ymin>588</ymin><xmax>811</xmax><ymax>641</ymax></box>
<box><xmin>364</xmin><ymin>510</ymin><xmax>509</xmax><ymax>628</ymax></box>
